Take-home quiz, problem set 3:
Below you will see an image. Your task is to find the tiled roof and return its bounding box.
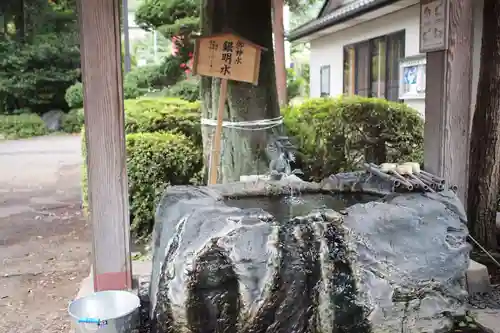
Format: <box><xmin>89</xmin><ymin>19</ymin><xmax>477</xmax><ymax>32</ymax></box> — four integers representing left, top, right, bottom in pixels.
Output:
<box><xmin>288</xmin><ymin>0</ymin><xmax>397</xmax><ymax>41</ymax></box>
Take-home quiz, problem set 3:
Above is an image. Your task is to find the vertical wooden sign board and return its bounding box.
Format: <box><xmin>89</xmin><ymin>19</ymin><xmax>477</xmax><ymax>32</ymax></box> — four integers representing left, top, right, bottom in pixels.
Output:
<box><xmin>419</xmin><ymin>0</ymin><xmax>449</xmax><ymax>53</ymax></box>
<box><xmin>192</xmin><ymin>32</ymin><xmax>266</xmax><ymax>184</ymax></box>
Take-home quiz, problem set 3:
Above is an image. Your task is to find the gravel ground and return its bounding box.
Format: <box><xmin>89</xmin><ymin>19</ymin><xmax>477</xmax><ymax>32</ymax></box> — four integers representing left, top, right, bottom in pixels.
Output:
<box><xmin>0</xmin><ymin>135</ymin><xmax>90</xmax><ymax>333</ymax></box>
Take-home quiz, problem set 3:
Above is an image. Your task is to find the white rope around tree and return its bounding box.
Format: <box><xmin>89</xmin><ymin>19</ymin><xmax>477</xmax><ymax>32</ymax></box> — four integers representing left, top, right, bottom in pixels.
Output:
<box><xmin>201</xmin><ymin>116</ymin><xmax>283</xmax><ymax>131</ymax></box>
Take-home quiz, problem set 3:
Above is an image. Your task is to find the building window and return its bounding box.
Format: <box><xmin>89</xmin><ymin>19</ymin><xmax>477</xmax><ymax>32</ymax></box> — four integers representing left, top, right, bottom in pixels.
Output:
<box><xmin>342</xmin><ymin>31</ymin><xmax>405</xmax><ymax>101</ymax></box>
<box><xmin>343</xmin><ymin>47</ymin><xmax>355</xmax><ymax>95</ymax></box>
<box><xmin>320</xmin><ymin>65</ymin><xmax>330</xmax><ymax>97</ymax></box>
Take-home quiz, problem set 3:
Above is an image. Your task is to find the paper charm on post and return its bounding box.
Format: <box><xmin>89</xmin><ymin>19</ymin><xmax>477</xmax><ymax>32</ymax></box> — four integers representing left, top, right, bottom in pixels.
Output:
<box><xmin>192</xmin><ymin>32</ymin><xmax>266</xmax><ymax>185</ymax></box>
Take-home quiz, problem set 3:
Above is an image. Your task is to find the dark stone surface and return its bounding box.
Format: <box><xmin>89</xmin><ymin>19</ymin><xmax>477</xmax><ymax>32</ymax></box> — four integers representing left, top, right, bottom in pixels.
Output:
<box><xmin>149</xmin><ymin>175</ymin><xmax>471</xmax><ymax>333</ymax></box>
<box><xmin>41</xmin><ymin>109</ymin><xmax>64</xmax><ymax>131</ymax></box>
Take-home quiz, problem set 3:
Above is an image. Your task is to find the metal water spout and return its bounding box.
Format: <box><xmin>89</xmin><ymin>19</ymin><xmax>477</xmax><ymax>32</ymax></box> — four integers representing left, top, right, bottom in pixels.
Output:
<box><xmin>266</xmin><ymin>136</ymin><xmax>303</xmax><ymax>180</ymax></box>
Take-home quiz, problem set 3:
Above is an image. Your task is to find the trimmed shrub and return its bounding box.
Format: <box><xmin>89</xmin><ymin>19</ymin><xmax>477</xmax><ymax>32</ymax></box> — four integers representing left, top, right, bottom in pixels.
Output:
<box><xmin>286</xmin><ymin>68</ymin><xmax>306</xmax><ymax>102</ymax></box>
<box><xmin>127</xmin><ymin>132</ymin><xmax>203</xmax><ymax>238</ymax></box>
<box><xmin>81</xmin><ymin>130</ymin><xmax>203</xmax><ymax>239</ymax></box>
<box><xmin>123</xmin><ymin>79</ymin><xmax>143</xmax><ymax>99</ymax></box>
<box><xmin>123</xmin><ymin>56</ymin><xmax>185</xmax><ymax>95</ymax></box>
<box><xmin>65</xmin><ymin>82</ymin><xmax>84</xmax><ymax>109</ymax></box>
<box><xmin>0</xmin><ymin>114</ymin><xmax>48</xmax><ymax>139</ymax></box>
<box><xmin>164</xmin><ymin>77</ymin><xmax>200</xmax><ymax>102</ymax></box>
<box><xmin>65</xmin><ymin>97</ymin><xmax>202</xmax><ymax>140</ymax></box>
<box><xmin>61</xmin><ymin>109</ymin><xmax>84</xmax><ymax>133</ymax></box>
<box><xmin>283</xmin><ymin>96</ymin><xmax>424</xmax><ymax>181</ymax></box>
<box><xmin>123</xmin><ymin>97</ymin><xmax>201</xmax><ymax>145</ymax></box>
<box><xmin>81</xmin><ymin>97</ymin><xmax>204</xmax><ymax>238</ymax></box>
<box><xmin>65</xmin><ymin>78</ymin><xmax>148</xmax><ymax>111</ymax></box>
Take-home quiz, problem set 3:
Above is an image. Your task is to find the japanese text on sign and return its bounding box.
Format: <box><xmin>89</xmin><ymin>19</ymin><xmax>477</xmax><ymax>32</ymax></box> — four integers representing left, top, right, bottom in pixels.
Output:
<box><xmin>193</xmin><ymin>33</ymin><xmax>262</xmax><ymax>85</ymax></box>
<box><xmin>206</xmin><ymin>39</ymin><xmax>246</xmax><ymax>76</ymax></box>
<box><xmin>220</xmin><ymin>40</ymin><xmax>234</xmax><ymax>75</ymax></box>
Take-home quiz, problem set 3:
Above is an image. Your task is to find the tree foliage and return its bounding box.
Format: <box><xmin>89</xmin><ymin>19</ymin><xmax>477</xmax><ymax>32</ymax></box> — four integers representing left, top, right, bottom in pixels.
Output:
<box><xmin>0</xmin><ymin>0</ymin><xmax>80</xmax><ymax>114</ymax></box>
<box><xmin>135</xmin><ymin>0</ymin><xmax>199</xmax><ymax>62</ymax></box>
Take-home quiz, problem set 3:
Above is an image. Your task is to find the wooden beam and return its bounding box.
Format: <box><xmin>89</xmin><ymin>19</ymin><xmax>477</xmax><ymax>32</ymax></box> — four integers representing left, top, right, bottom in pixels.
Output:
<box><xmin>424</xmin><ymin>0</ymin><xmax>473</xmax><ymax>205</ymax></box>
<box><xmin>77</xmin><ymin>0</ymin><xmax>132</xmax><ymax>291</ymax></box>
<box><xmin>272</xmin><ymin>0</ymin><xmax>287</xmax><ymax>106</ymax></box>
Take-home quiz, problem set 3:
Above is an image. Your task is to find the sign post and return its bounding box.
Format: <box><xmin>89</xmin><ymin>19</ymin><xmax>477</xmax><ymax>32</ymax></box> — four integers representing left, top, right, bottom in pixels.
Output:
<box><xmin>419</xmin><ymin>0</ymin><xmax>473</xmax><ymax>204</ymax></box>
<box><xmin>192</xmin><ymin>32</ymin><xmax>266</xmax><ymax>184</ymax></box>
<box><xmin>419</xmin><ymin>0</ymin><xmax>449</xmax><ymax>53</ymax></box>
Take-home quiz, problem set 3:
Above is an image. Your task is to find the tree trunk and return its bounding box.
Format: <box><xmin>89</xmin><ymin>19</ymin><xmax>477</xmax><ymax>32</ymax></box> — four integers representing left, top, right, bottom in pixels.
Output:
<box><xmin>200</xmin><ymin>0</ymin><xmax>281</xmax><ymax>183</ymax></box>
<box><xmin>467</xmin><ymin>0</ymin><xmax>500</xmax><ymax>250</ymax></box>
<box><xmin>272</xmin><ymin>0</ymin><xmax>288</xmax><ymax>106</ymax></box>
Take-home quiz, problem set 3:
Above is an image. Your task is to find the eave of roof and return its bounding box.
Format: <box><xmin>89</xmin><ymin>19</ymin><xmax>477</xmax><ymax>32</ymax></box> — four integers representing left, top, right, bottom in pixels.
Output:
<box><xmin>288</xmin><ymin>0</ymin><xmax>400</xmax><ymax>42</ymax></box>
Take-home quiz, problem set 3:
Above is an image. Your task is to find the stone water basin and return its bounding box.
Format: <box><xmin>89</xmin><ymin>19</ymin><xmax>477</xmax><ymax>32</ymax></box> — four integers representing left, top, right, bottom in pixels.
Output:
<box><xmin>148</xmin><ymin>175</ymin><xmax>473</xmax><ymax>333</ymax></box>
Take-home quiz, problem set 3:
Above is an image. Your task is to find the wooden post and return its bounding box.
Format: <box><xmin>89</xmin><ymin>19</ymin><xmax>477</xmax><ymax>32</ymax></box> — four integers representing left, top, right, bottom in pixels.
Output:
<box><xmin>422</xmin><ymin>0</ymin><xmax>473</xmax><ymax>204</ymax></box>
<box><xmin>272</xmin><ymin>0</ymin><xmax>287</xmax><ymax>106</ymax></box>
<box><xmin>209</xmin><ymin>78</ymin><xmax>228</xmax><ymax>184</ymax></box>
<box><xmin>77</xmin><ymin>0</ymin><xmax>132</xmax><ymax>291</ymax></box>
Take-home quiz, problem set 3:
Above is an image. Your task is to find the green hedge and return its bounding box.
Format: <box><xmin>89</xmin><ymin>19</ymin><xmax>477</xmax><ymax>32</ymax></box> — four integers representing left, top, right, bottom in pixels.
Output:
<box><xmin>164</xmin><ymin>77</ymin><xmax>200</xmax><ymax>102</ymax></box>
<box><xmin>123</xmin><ymin>97</ymin><xmax>201</xmax><ymax>144</ymax></box>
<box><xmin>67</xmin><ymin>97</ymin><xmax>201</xmax><ymax>140</ymax></box>
<box><xmin>283</xmin><ymin>96</ymin><xmax>424</xmax><ymax>181</ymax></box>
<box><xmin>61</xmin><ymin>109</ymin><xmax>85</xmax><ymax>133</ymax></box>
<box><xmin>0</xmin><ymin>114</ymin><xmax>48</xmax><ymax>139</ymax></box>
<box><xmin>64</xmin><ymin>78</ymin><xmax>150</xmax><ymax>111</ymax></box>
<box><xmin>82</xmin><ymin>130</ymin><xmax>203</xmax><ymax>239</ymax></box>
<box><xmin>127</xmin><ymin>132</ymin><xmax>203</xmax><ymax>238</ymax></box>
<box><xmin>81</xmin><ymin>95</ymin><xmax>424</xmax><ymax>239</ymax></box>
<box><xmin>65</xmin><ymin>82</ymin><xmax>84</xmax><ymax>109</ymax></box>
<box><xmin>81</xmin><ymin>97</ymin><xmax>204</xmax><ymax>239</ymax></box>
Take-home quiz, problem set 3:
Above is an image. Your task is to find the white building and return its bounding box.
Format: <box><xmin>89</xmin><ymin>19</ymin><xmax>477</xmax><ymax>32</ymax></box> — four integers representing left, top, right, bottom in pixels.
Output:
<box><xmin>288</xmin><ymin>0</ymin><xmax>483</xmax><ymax>117</ymax></box>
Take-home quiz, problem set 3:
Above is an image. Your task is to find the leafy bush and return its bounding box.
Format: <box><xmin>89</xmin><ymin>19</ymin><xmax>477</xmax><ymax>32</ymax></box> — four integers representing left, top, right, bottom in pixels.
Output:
<box><xmin>123</xmin><ymin>79</ymin><xmax>143</xmax><ymax>99</ymax></box>
<box><xmin>123</xmin><ymin>97</ymin><xmax>202</xmax><ymax>144</ymax></box>
<box><xmin>65</xmin><ymin>78</ymin><xmax>145</xmax><ymax>109</ymax></box>
<box><xmin>81</xmin><ymin>96</ymin><xmax>204</xmax><ymax>238</ymax></box>
<box><xmin>0</xmin><ymin>114</ymin><xmax>48</xmax><ymax>139</ymax></box>
<box><xmin>65</xmin><ymin>82</ymin><xmax>84</xmax><ymax>109</ymax></box>
<box><xmin>74</xmin><ymin>97</ymin><xmax>202</xmax><ymax>142</ymax></box>
<box><xmin>283</xmin><ymin>96</ymin><xmax>424</xmax><ymax>181</ymax></box>
<box><xmin>124</xmin><ymin>56</ymin><xmax>185</xmax><ymax>95</ymax></box>
<box><xmin>165</xmin><ymin>77</ymin><xmax>200</xmax><ymax>102</ymax></box>
<box><xmin>124</xmin><ymin>65</ymin><xmax>164</xmax><ymax>92</ymax></box>
<box><xmin>126</xmin><ymin>132</ymin><xmax>203</xmax><ymax>238</ymax></box>
<box><xmin>81</xmin><ymin>129</ymin><xmax>203</xmax><ymax>239</ymax></box>
<box><xmin>61</xmin><ymin>109</ymin><xmax>84</xmax><ymax>133</ymax></box>
<box><xmin>286</xmin><ymin>68</ymin><xmax>305</xmax><ymax>102</ymax></box>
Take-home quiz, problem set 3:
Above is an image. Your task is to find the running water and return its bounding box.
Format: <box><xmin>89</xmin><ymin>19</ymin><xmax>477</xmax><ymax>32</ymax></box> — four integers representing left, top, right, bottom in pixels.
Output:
<box><xmin>265</xmin><ymin>136</ymin><xmax>305</xmax><ymax>205</ymax></box>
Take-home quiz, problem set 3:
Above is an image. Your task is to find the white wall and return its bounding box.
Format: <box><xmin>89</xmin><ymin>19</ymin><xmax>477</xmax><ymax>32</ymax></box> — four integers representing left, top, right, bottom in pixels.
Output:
<box><xmin>309</xmin><ymin>1</ymin><xmax>485</xmax><ymax>118</ymax></box>
<box><xmin>309</xmin><ymin>4</ymin><xmax>424</xmax><ymax>114</ymax></box>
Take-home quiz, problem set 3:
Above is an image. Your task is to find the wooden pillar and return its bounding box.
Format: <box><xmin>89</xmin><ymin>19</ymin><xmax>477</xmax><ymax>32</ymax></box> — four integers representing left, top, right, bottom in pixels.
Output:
<box><xmin>423</xmin><ymin>0</ymin><xmax>473</xmax><ymax>204</ymax></box>
<box><xmin>273</xmin><ymin>0</ymin><xmax>287</xmax><ymax>107</ymax></box>
<box><xmin>77</xmin><ymin>0</ymin><xmax>132</xmax><ymax>291</ymax></box>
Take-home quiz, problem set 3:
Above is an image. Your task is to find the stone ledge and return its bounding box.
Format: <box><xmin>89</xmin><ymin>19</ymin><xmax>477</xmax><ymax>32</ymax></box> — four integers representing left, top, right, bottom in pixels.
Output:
<box><xmin>471</xmin><ymin>309</ymin><xmax>500</xmax><ymax>333</ymax></box>
<box><xmin>467</xmin><ymin>260</ymin><xmax>492</xmax><ymax>294</ymax></box>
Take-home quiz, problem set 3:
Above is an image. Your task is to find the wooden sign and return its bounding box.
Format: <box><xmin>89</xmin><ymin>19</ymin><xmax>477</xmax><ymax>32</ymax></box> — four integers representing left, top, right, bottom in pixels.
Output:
<box><xmin>192</xmin><ymin>32</ymin><xmax>265</xmax><ymax>85</ymax></box>
<box><xmin>419</xmin><ymin>0</ymin><xmax>449</xmax><ymax>53</ymax></box>
<box><xmin>192</xmin><ymin>32</ymin><xmax>266</xmax><ymax>185</ymax></box>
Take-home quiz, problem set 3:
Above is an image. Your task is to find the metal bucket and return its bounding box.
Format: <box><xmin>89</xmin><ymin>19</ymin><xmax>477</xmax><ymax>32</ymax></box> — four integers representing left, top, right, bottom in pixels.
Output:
<box><xmin>68</xmin><ymin>290</ymin><xmax>140</xmax><ymax>333</ymax></box>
